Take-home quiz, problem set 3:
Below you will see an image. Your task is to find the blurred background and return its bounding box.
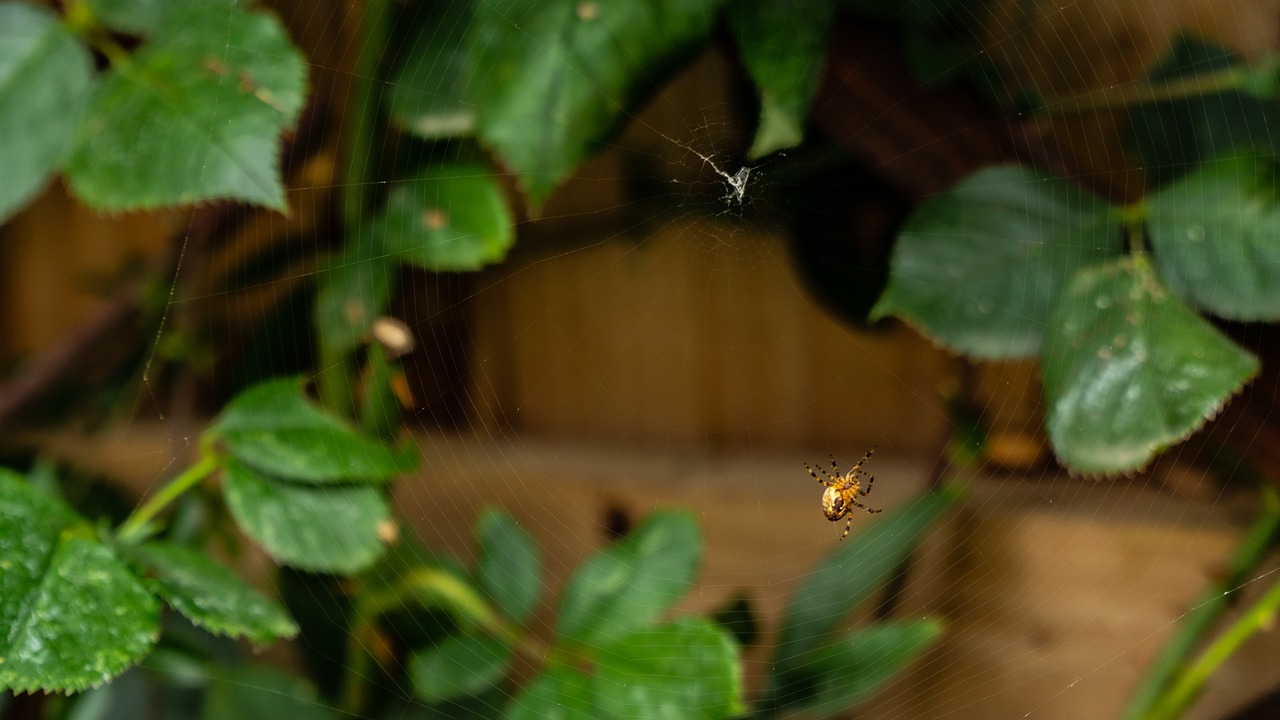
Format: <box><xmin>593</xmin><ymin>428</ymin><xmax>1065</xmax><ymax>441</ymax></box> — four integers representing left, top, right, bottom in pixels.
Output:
<box><xmin>5</xmin><ymin>0</ymin><xmax>1280</xmax><ymax>718</ymax></box>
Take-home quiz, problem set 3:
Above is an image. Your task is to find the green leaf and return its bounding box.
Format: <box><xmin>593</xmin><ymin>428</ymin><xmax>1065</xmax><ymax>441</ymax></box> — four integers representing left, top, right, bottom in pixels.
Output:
<box><xmin>123</xmin><ymin>541</ymin><xmax>297</xmax><ymax>646</ymax></box>
<box><xmin>1146</xmin><ymin>152</ymin><xmax>1280</xmax><ymax>320</ymax></box>
<box><xmin>773</xmin><ymin>486</ymin><xmax>958</xmax><ymax>671</ymax></box>
<box><xmin>0</xmin><ymin>3</ymin><xmax>94</xmax><ymax>224</ymax></box>
<box><xmin>4</xmin><ymin>538</ymin><xmax>158</xmax><ymax>693</ymax></box>
<box><xmin>374</xmin><ymin>164</ymin><xmax>515</xmax><ymax>271</ymax></box>
<box><xmin>471</xmin><ymin>0</ymin><xmax>720</xmax><ymax>205</ymax></box>
<box><xmin>727</xmin><ymin>0</ymin><xmax>833</xmax><ymax>159</ymax></box>
<box><xmin>409</xmin><ymin>633</ymin><xmax>513</xmax><ymax>703</ymax></box>
<box><xmin>505</xmin><ymin>665</ymin><xmax>596</xmax><ymax>720</ymax></box>
<box><xmin>872</xmin><ymin>166</ymin><xmax>1124</xmax><ymax>358</ymax></box>
<box><xmin>0</xmin><ymin>472</ymin><xmax>158</xmax><ymax>693</ymax></box>
<box><xmin>204</xmin><ymin>666</ymin><xmax>338</xmax><ymax>720</ymax></box>
<box><xmin>222</xmin><ymin>459</ymin><xmax>391</xmax><ymax>574</ymax></box>
<box><xmin>595</xmin><ymin>618</ymin><xmax>744</xmax><ymax>720</ymax></box>
<box><xmin>475</xmin><ymin>509</ymin><xmax>541</xmax><ymax>623</ymax></box>
<box><xmin>1043</xmin><ymin>255</ymin><xmax>1259</xmax><ymax>473</ymax></box>
<box><xmin>1237</xmin><ymin>55</ymin><xmax>1280</xmax><ymax>99</ymax></box>
<box><xmin>555</xmin><ymin>510</ymin><xmax>701</xmax><ymax>648</ymax></box>
<box><xmin>84</xmin><ymin>0</ymin><xmax>220</xmax><ymax>36</ymax></box>
<box><xmin>1127</xmin><ymin>36</ymin><xmax>1280</xmax><ymax>186</ymax></box>
<box><xmin>790</xmin><ymin>619</ymin><xmax>943</xmax><ymax>715</ymax></box>
<box><xmin>65</xmin><ymin>2</ymin><xmax>306</xmax><ymax>211</ymax></box>
<box><xmin>313</xmin><ymin>243</ymin><xmax>396</xmax><ymax>356</ymax></box>
<box><xmin>387</xmin><ymin>1</ymin><xmax>476</xmax><ymax>138</ymax></box>
<box><xmin>213</xmin><ymin>376</ymin><xmax>417</xmax><ymax>484</ymax></box>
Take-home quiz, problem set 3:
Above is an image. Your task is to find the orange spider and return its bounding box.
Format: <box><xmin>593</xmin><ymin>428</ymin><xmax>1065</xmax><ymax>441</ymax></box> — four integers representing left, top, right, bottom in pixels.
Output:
<box><xmin>804</xmin><ymin>446</ymin><xmax>882</xmax><ymax>540</ymax></box>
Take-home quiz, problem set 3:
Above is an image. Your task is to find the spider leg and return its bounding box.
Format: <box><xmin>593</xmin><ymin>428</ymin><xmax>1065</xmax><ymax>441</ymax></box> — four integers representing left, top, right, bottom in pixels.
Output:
<box><xmin>839</xmin><ymin>515</ymin><xmax>853</xmax><ymax>541</ymax></box>
<box><xmin>850</xmin><ymin>446</ymin><xmax>876</xmax><ymax>472</ymax></box>
<box><xmin>829</xmin><ymin>455</ymin><xmax>841</xmax><ymax>477</ymax></box>
<box><xmin>860</xmin><ymin>474</ymin><xmax>876</xmax><ymax>496</ymax></box>
<box><xmin>819</xmin><ymin>460</ymin><xmax>840</xmax><ymax>482</ymax></box>
<box><xmin>804</xmin><ymin>463</ymin><xmax>834</xmax><ymax>487</ymax></box>
<box><xmin>851</xmin><ymin>500</ymin><xmax>882</xmax><ymax>515</ymax></box>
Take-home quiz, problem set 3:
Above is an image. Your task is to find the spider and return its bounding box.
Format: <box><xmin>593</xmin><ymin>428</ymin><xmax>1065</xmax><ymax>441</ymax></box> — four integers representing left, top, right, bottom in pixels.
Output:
<box><xmin>723</xmin><ymin>165</ymin><xmax>752</xmax><ymax>205</ymax></box>
<box><xmin>804</xmin><ymin>446</ymin><xmax>882</xmax><ymax>541</ymax></box>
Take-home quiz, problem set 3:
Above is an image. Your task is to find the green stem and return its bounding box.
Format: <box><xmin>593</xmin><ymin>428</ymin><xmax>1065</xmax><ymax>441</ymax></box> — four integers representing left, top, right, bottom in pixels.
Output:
<box><xmin>340</xmin><ymin>587</ymin><xmax>377</xmax><ymax>716</ymax></box>
<box><xmin>340</xmin><ymin>0</ymin><xmax>389</xmax><ymax>231</ymax></box>
<box><xmin>1038</xmin><ymin>67</ymin><xmax>1247</xmax><ymax>117</ymax></box>
<box><xmin>319</xmin><ymin>0</ymin><xmax>390</xmax><ymax>415</ymax></box>
<box><xmin>1119</xmin><ymin>201</ymin><xmax>1149</xmax><ymax>256</ymax></box>
<box><xmin>339</xmin><ymin>565</ymin><xmax>554</xmax><ymax>714</ymax></box>
<box><xmin>64</xmin><ymin>1</ymin><xmax>132</xmax><ymax>68</ymax></box>
<box><xmin>117</xmin><ymin>453</ymin><xmax>221</xmax><ymax>543</ymax></box>
<box><xmin>1142</xmin><ymin>572</ymin><xmax>1280</xmax><ymax>720</ymax></box>
<box><xmin>358</xmin><ymin>343</ymin><xmax>400</xmax><ymax>439</ymax></box>
<box><xmin>1123</xmin><ymin>485</ymin><xmax>1280</xmax><ymax>720</ymax></box>
<box><xmin>315</xmin><ymin>346</ymin><xmax>355</xmax><ymax>417</ymax></box>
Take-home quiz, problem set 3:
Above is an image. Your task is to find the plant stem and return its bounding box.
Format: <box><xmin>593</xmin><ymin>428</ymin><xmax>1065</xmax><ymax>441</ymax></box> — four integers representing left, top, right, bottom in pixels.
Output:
<box><xmin>1122</xmin><ymin>485</ymin><xmax>1280</xmax><ymax>720</ymax></box>
<box><xmin>358</xmin><ymin>343</ymin><xmax>401</xmax><ymax>439</ymax></box>
<box><xmin>117</xmin><ymin>453</ymin><xmax>220</xmax><ymax>543</ymax></box>
<box><xmin>1142</xmin><ymin>572</ymin><xmax>1280</xmax><ymax>720</ymax></box>
<box><xmin>339</xmin><ymin>565</ymin><xmax>552</xmax><ymax>714</ymax></box>
<box><xmin>340</xmin><ymin>0</ymin><xmax>388</xmax><ymax>231</ymax></box>
<box><xmin>1037</xmin><ymin>67</ymin><xmax>1246</xmax><ymax>118</ymax></box>
<box><xmin>1119</xmin><ymin>201</ymin><xmax>1149</xmax><ymax>256</ymax></box>
<box><xmin>319</xmin><ymin>0</ymin><xmax>390</xmax><ymax>415</ymax></box>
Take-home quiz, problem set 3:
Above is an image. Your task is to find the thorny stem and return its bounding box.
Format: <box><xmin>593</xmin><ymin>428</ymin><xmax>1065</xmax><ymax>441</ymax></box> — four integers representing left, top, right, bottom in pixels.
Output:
<box><xmin>117</xmin><ymin>450</ymin><xmax>220</xmax><ymax>543</ymax></box>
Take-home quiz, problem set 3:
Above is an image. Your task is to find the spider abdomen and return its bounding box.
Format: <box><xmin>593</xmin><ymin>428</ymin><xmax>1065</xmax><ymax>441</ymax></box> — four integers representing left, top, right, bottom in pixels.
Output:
<box><xmin>822</xmin><ymin>486</ymin><xmax>849</xmax><ymax>520</ymax></box>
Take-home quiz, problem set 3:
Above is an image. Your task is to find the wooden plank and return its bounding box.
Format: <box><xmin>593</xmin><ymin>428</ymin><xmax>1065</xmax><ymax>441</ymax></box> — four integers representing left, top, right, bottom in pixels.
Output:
<box><xmin>467</xmin><ymin>217</ymin><xmax>953</xmax><ymax>451</ymax></box>
<box><xmin>0</xmin><ymin>182</ymin><xmax>170</xmax><ymax>359</ymax></box>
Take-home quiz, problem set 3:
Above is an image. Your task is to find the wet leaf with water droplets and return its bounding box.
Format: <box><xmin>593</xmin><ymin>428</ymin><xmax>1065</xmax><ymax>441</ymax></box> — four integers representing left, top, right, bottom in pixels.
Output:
<box><xmin>1043</xmin><ymin>256</ymin><xmax>1258</xmax><ymax>473</ymax></box>
<box><xmin>0</xmin><ymin>472</ymin><xmax>157</xmax><ymax>693</ymax></box>
<box><xmin>123</xmin><ymin>542</ymin><xmax>298</xmax><ymax>646</ymax></box>
<box><xmin>64</xmin><ymin>2</ymin><xmax>306</xmax><ymax>211</ymax></box>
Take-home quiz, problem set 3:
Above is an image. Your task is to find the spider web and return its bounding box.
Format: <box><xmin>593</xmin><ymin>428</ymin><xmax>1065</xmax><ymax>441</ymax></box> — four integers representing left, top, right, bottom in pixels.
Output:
<box><xmin>31</xmin><ymin>0</ymin><xmax>1280</xmax><ymax>718</ymax></box>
